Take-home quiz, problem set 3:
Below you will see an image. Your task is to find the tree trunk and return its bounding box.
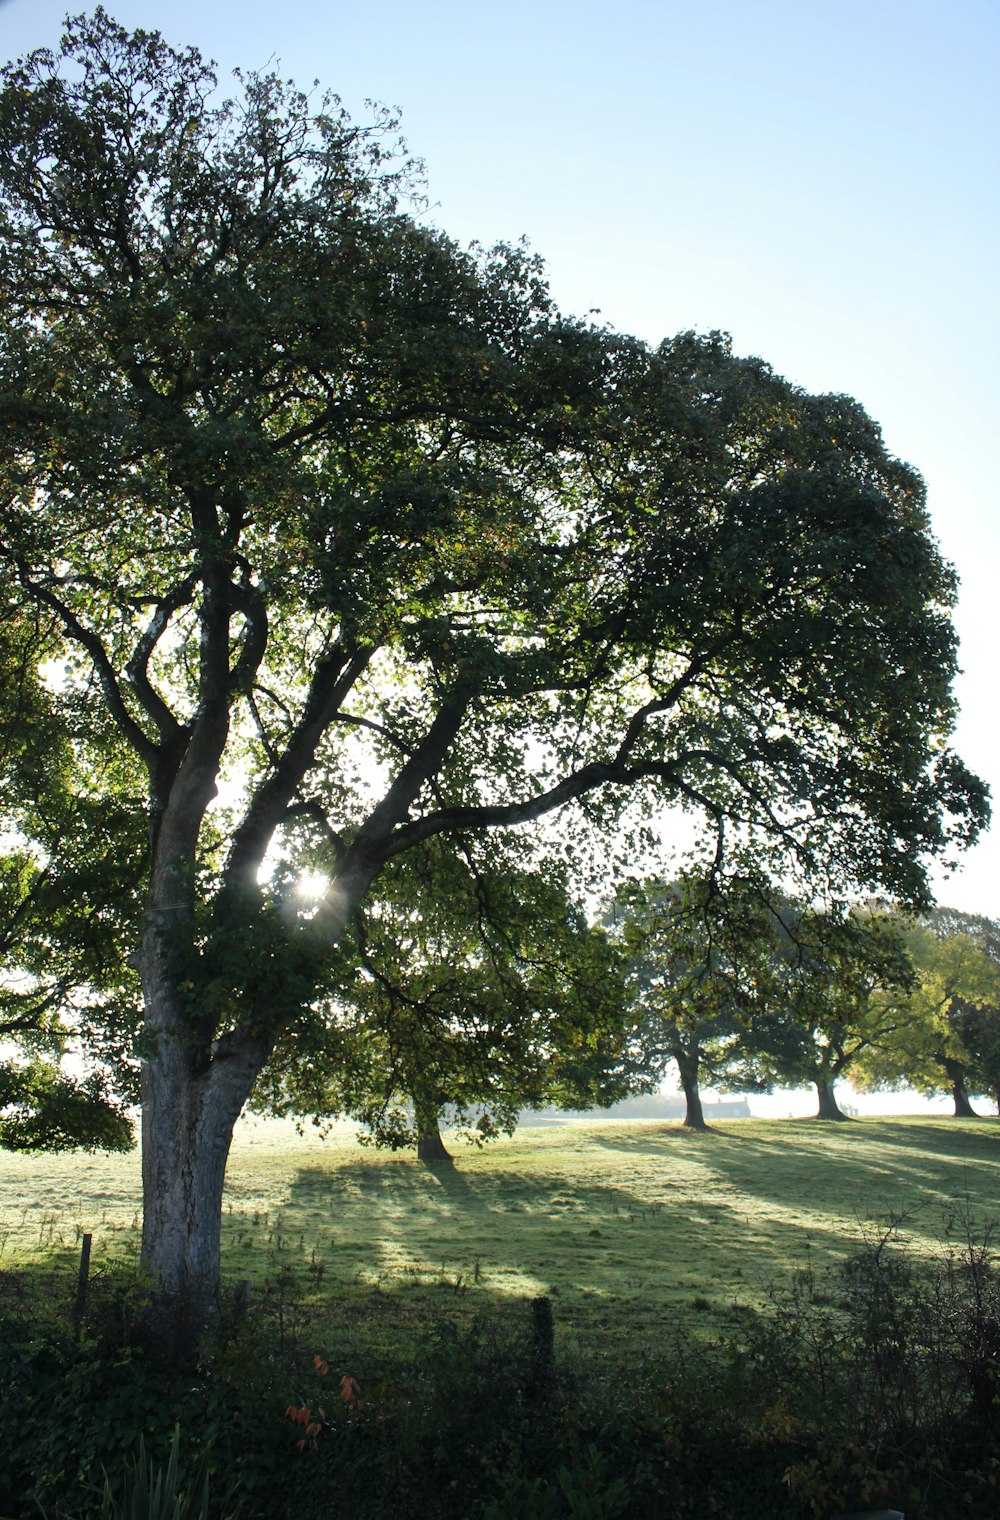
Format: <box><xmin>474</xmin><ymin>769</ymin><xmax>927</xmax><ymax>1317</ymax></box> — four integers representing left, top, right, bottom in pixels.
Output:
<box><xmin>815</xmin><ymin>1077</ymin><xmax>849</xmax><ymax>1120</ymax></box>
<box><xmin>951</xmin><ymin>1082</ymin><xmax>977</xmax><ymax>1117</ymax></box>
<box><xmin>415</xmin><ymin>1106</ymin><xmax>452</xmax><ymax>1164</ymax></box>
<box><xmin>139</xmin><ymin>971</ymin><xmax>270</xmax><ymax>1359</ymax></box>
<box><xmin>939</xmin><ymin>1056</ymin><xmax>977</xmax><ymax>1116</ymax></box>
<box><xmin>676</xmin><ymin>1050</ymin><xmax>707</xmax><ymax>1131</ymax></box>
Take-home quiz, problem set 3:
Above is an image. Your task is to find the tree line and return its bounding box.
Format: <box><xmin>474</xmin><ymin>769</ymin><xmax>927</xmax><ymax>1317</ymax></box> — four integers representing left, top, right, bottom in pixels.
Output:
<box><xmin>608</xmin><ymin>873</ymin><xmax>1000</xmax><ymax>1129</ymax></box>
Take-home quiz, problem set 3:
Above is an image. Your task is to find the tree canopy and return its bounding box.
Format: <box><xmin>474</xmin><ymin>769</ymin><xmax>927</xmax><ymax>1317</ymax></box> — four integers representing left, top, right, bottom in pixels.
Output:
<box><xmin>610</xmin><ymin>867</ymin><xmax>784</xmax><ymax>1129</ymax></box>
<box><xmin>0</xmin><ymin>604</ymin><xmax>137</xmax><ymax>1150</ymax></box>
<box><xmin>721</xmin><ymin>903</ymin><xmax>915</xmax><ymax>1120</ymax></box>
<box><xmin>0</xmin><ymin>10</ymin><xmax>988</xmax><ymax>1351</ymax></box>
<box><xmin>853</xmin><ymin>908</ymin><xmax>1000</xmax><ymax>1116</ymax></box>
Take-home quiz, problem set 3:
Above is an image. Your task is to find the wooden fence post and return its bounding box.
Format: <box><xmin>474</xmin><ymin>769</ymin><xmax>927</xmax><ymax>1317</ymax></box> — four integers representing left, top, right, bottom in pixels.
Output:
<box><xmin>73</xmin><ymin>1232</ymin><xmax>93</xmax><ymax>1335</ymax></box>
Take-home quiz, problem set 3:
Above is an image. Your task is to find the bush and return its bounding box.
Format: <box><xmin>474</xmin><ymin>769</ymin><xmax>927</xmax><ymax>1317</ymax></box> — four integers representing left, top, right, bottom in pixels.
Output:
<box><xmin>3</xmin><ymin>1226</ymin><xmax>1000</xmax><ymax>1519</ymax></box>
<box><xmin>723</xmin><ymin>1213</ymin><xmax>1000</xmax><ymax>1516</ymax></box>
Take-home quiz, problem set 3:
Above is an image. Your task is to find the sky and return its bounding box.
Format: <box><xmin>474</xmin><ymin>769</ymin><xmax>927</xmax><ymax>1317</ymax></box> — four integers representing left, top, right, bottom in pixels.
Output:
<box><xmin>2</xmin><ymin>0</ymin><xmax>997</xmax><ymax>916</ymax></box>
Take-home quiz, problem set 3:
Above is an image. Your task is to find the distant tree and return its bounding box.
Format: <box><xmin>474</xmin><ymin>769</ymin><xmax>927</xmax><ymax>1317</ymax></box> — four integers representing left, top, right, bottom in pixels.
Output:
<box><xmin>0</xmin><ymin>12</ymin><xmax>986</xmax><ymax>1353</ymax></box>
<box><xmin>254</xmin><ymin>842</ymin><xmax>640</xmax><ymax>1161</ymax></box>
<box><xmin>611</xmin><ymin>867</ymin><xmax>784</xmax><ymax>1130</ymax></box>
<box><xmin>853</xmin><ymin>910</ymin><xmax>1000</xmax><ymax>1115</ymax></box>
<box><xmin>954</xmin><ymin>999</ymin><xmax>1000</xmax><ymax>1114</ymax></box>
<box><xmin>724</xmin><ymin>906</ymin><xmax>915</xmax><ymax>1120</ymax></box>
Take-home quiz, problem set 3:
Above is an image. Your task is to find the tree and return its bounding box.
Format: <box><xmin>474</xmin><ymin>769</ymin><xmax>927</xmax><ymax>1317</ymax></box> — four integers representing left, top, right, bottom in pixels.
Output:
<box><xmin>722</xmin><ymin>906</ymin><xmax>915</xmax><ymax>1120</ymax></box>
<box><xmin>0</xmin><ymin>12</ymin><xmax>987</xmax><ymax>1354</ymax></box>
<box><xmin>853</xmin><ymin>910</ymin><xmax>1000</xmax><ymax>1115</ymax></box>
<box><xmin>954</xmin><ymin>998</ymin><xmax>1000</xmax><ymax>1114</ymax></box>
<box><xmin>611</xmin><ymin>868</ymin><xmax>784</xmax><ymax>1130</ymax></box>
<box><xmin>253</xmin><ymin>840</ymin><xmax>641</xmax><ymax>1162</ymax></box>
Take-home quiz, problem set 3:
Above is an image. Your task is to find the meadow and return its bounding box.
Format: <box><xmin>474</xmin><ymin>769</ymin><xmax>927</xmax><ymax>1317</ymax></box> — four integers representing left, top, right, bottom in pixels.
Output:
<box><xmin>2</xmin><ymin>1113</ymin><xmax>997</xmax><ymax>1363</ymax></box>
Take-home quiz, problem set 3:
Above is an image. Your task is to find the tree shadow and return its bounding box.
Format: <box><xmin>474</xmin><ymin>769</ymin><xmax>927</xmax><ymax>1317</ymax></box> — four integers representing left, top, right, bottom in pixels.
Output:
<box><xmin>216</xmin><ymin>1117</ymin><xmax>999</xmax><ymax>1364</ymax></box>
<box><xmin>586</xmin><ymin>1119</ymin><xmax>1000</xmax><ymax>1239</ymax></box>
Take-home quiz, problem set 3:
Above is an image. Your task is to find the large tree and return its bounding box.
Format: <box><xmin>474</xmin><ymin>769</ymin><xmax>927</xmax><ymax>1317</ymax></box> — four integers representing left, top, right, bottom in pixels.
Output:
<box><xmin>0</xmin><ymin>12</ymin><xmax>987</xmax><ymax>1353</ymax></box>
<box><xmin>722</xmin><ymin>906</ymin><xmax>915</xmax><ymax>1120</ymax></box>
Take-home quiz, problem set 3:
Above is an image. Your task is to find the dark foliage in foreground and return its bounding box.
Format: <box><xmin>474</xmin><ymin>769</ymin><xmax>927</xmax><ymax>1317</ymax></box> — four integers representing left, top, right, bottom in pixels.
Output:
<box><xmin>1</xmin><ymin>1225</ymin><xmax>999</xmax><ymax>1519</ymax></box>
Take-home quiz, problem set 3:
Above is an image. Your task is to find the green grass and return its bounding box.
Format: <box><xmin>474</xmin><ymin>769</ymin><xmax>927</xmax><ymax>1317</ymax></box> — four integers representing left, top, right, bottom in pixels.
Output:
<box><xmin>2</xmin><ymin>1114</ymin><xmax>998</xmax><ymax>1358</ymax></box>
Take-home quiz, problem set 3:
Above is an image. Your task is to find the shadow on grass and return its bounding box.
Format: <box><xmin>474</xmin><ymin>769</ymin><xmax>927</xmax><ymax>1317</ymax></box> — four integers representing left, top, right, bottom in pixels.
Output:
<box><xmin>210</xmin><ymin>1117</ymin><xmax>1000</xmax><ymax>1365</ymax></box>
<box><xmin>584</xmin><ymin>1118</ymin><xmax>1000</xmax><ymax>1243</ymax></box>
<box><xmin>255</xmin><ymin>1145</ymin><xmax>875</xmax><ymax>1336</ymax></box>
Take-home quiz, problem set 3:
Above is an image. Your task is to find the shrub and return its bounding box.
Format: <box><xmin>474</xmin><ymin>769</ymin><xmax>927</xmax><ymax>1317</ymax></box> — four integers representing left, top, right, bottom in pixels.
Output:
<box><xmin>3</xmin><ymin>1227</ymin><xmax>1000</xmax><ymax>1520</ymax></box>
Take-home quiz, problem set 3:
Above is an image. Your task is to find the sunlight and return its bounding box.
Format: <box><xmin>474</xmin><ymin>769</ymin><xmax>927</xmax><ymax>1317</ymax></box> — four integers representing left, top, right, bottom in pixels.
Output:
<box><xmin>295</xmin><ymin>870</ymin><xmax>330</xmax><ymax>902</ymax></box>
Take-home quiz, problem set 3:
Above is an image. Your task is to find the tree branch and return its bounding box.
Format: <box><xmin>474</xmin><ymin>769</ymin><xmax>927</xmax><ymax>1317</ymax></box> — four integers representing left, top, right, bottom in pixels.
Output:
<box><xmin>224</xmin><ymin>644</ymin><xmax>374</xmax><ymax>891</ymax></box>
<box><xmin>14</xmin><ymin>567</ymin><xmax>160</xmax><ymax>765</ymax></box>
<box><xmin>124</xmin><ymin>573</ymin><xmax>198</xmax><ymax>742</ymax></box>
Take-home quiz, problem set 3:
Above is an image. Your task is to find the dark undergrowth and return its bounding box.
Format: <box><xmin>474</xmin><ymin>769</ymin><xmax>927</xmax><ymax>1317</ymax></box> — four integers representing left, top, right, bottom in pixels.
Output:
<box><xmin>1</xmin><ymin>1219</ymin><xmax>999</xmax><ymax>1519</ymax></box>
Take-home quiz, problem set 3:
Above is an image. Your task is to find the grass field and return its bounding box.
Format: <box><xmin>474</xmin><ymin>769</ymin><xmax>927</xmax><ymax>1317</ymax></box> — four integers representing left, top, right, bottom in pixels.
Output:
<box><xmin>2</xmin><ymin>1114</ymin><xmax>998</xmax><ymax>1360</ymax></box>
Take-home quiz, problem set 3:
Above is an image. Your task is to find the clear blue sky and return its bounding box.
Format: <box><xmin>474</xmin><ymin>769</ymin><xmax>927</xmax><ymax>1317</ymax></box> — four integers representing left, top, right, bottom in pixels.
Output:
<box><xmin>2</xmin><ymin>0</ymin><xmax>997</xmax><ymax>915</ymax></box>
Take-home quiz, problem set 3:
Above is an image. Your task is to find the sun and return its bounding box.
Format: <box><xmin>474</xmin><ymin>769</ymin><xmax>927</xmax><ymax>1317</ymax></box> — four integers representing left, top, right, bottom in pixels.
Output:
<box><xmin>295</xmin><ymin>870</ymin><xmax>329</xmax><ymax>902</ymax></box>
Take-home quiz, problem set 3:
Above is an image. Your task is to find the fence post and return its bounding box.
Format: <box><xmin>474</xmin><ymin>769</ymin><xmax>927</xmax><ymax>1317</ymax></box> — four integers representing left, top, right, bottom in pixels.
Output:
<box><xmin>530</xmin><ymin>1294</ymin><xmax>555</xmax><ymax>1391</ymax></box>
<box><xmin>73</xmin><ymin>1232</ymin><xmax>93</xmax><ymax>1335</ymax></box>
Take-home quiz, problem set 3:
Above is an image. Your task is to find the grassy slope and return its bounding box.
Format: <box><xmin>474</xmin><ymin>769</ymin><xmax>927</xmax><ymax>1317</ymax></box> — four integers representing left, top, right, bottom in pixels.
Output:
<box><xmin>2</xmin><ymin>1115</ymin><xmax>997</xmax><ymax>1358</ymax></box>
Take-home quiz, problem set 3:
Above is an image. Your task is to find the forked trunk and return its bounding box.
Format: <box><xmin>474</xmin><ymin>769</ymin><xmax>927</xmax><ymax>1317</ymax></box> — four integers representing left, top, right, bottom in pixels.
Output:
<box><xmin>139</xmin><ymin>977</ymin><xmax>270</xmax><ymax>1359</ymax></box>
<box><xmin>676</xmin><ymin>1050</ymin><xmax>707</xmax><ymax>1131</ymax></box>
<box><xmin>815</xmin><ymin>1077</ymin><xmax>849</xmax><ymax>1120</ymax></box>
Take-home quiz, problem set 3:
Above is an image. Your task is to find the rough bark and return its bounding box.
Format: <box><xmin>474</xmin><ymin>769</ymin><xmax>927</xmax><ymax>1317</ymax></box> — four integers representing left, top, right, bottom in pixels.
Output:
<box><xmin>815</xmin><ymin>1076</ymin><xmax>849</xmax><ymax>1120</ymax></box>
<box><xmin>136</xmin><ymin>869</ymin><xmax>297</xmax><ymax>1361</ymax></box>
<box><xmin>138</xmin><ymin>969</ymin><xmax>272</xmax><ymax>1359</ymax></box>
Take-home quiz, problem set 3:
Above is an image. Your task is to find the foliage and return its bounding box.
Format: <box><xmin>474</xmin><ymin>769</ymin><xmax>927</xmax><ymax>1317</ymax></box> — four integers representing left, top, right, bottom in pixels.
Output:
<box><xmin>613</xmin><ymin>875</ymin><xmax>917</xmax><ymax>1123</ymax></box>
<box><xmin>5</xmin><ymin>1211</ymin><xmax>1000</xmax><ymax>1519</ymax></box>
<box><xmin>0</xmin><ymin>600</ymin><xmax>141</xmax><ymax>1151</ymax></box>
<box><xmin>732</xmin><ymin>1208</ymin><xmax>1000</xmax><ymax>1516</ymax></box>
<box><xmin>0</xmin><ymin>1057</ymin><xmax>132</xmax><ymax>1151</ymax></box>
<box><xmin>254</xmin><ymin>840</ymin><xmax>643</xmax><ymax>1151</ymax></box>
<box><xmin>721</xmin><ymin>903</ymin><xmax>915</xmax><ymax>1117</ymax></box>
<box><xmin>90</xmin><ymin>1424</ymin><xmax>242</xmax><ymax>1520</ymax></box>
<box><xmin>0</xmin><ymin>7</ymin><xmax>987</xmax><ymax>1338</ymax></box>
<box><xmin>609</xmin><ymin>866</ymin><xmax>786</xmax><ymax>1126</ymax></box>
<box><xmin>854</xmin><ymin>908</ymin><xmax>1000</xmax><ymax>1113</ymax></box>
<box><xmin>0</xmin><ymin>1305</ymin><xmax>282</xmax><ymax>1519</ymax></box>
